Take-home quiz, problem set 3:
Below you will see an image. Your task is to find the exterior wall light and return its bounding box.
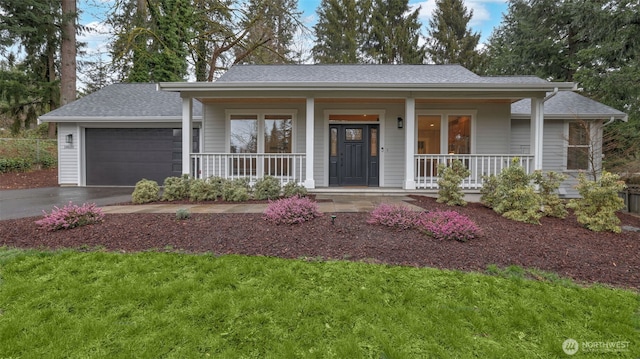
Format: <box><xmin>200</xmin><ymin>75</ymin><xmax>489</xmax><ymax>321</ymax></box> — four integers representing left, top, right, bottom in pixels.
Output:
<box><xmin>66</xmin><ymin>134</ymin><xmax>73</xmax><ymax>144</ymax></box>
<box><xmin>397</xmin><ymin>117</ymin><xmax>404</xmax><ymax>129</ymax></box>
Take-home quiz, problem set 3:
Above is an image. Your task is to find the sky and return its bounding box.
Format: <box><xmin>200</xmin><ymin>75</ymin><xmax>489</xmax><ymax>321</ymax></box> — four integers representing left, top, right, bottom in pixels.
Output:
<box><xmin>78</xmin><ymin>0</ymin><xmax>508</xmax><ymax>58</ymax></box>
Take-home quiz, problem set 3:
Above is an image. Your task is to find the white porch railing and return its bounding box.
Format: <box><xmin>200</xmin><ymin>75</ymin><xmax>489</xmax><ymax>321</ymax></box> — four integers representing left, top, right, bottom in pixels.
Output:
<box><xmin>191</xmin><ymin>153</ymin><xmax>306</xmax><ymax>185</ymax></box>
<box><xmin>415</xmin><ymin>154</ymin><xmax>535</xmax><ymax>189</ymax></box>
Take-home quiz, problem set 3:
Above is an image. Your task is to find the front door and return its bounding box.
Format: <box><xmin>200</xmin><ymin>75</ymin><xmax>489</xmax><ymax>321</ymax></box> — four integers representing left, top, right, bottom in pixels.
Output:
<box><xmin>329</xmin><ymin>124</ymin><xmax>379</xmax><ymax>186</ymax></box>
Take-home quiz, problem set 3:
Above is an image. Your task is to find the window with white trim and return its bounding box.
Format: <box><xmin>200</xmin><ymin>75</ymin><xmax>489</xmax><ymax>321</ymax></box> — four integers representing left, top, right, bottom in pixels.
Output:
<box><xmin>228</xmin><ymin>111</ymin><xmax>295</xmax><ymax>177</ymax></box>
<box><xmin>567</xmin><ymin>122</ymin><xmax>590</xmax><ymax>170</ymax></box>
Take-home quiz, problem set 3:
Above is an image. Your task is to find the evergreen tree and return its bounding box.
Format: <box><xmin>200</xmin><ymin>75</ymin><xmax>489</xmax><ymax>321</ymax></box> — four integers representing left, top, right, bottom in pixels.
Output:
<box><xmin>361</xmin><ymin>0</ymin><xmax>426</xmax><ymax>64</ymax></box>
<box><xmin>238</xmin><ymin>0</ymin><xmax>303</xmax><ymax>64</ymax></box>
<box><xmin>109</xmin><ymin>0</ymin><xmax>193</xmax><ymax>82</ymax></box>
<box><xmin>426</xmin><ymin>0</ymin><xmax>483</xmax><ymax>72</ymax></box>
<box><xmin>485</xmin><ymin>0</ymin><xmax>640</xmax><ymax>174</ymax></box>
<box><xmin>312</xmin><ymin>0</ymin><xmax>360</xmax><ymax>63</ymax></box>
<box><xmin>0</xmin><ymin>0</ymin><xmax>66</xmax><ymax>136</ymax></box>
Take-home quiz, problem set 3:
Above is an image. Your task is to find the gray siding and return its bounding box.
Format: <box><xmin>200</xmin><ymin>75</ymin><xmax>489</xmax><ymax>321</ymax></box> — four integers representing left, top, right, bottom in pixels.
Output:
<box><xmin>58</xmin><ymin>123</ymin><xmax>79</xmax><ymax>185</ymax></box>
<box><xmin>383</xmin><ymin>104</ymin><xmax>405</xmax><ymax>187</ymax></box>
<box><xmin>509</xmin><ymin>119</ymin><xmax>530</xmax><ymax>155</ymax></box>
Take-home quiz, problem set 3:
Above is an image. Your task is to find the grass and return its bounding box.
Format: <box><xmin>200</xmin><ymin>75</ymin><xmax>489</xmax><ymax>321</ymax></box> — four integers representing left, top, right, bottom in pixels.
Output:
<box><xmin>0</xmin><ymin>248</ymin><xmax>638</xmax><ymax>358</ymax></box>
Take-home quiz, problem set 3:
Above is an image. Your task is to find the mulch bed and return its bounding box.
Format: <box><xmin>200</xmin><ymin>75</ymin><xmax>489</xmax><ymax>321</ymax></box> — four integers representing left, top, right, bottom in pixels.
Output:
<box><xmin>0</xmin><ymin>168</ymin><xmax>58</xmax><ymax>189</ymax></box>
<box><xmin>1</xmin><ymin>195</ymin><xmax>639</xmax><ymax>290</ymax></box>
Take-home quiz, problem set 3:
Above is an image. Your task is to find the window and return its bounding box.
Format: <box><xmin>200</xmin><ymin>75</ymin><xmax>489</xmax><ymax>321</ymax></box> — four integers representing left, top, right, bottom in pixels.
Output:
<box><xmin>228</xmin><ymin>112</ymin><xmax>295</xmax><ymax>177</ymax></box>
<box><xmin>230</xmin><ymin>115</ymin><xmax>258</xmax><ymax>153</ymax></box>
<box><xmin>567</xmin><ymin>122</ymin><xmax>590</xmax><ymax>170</ymax></box>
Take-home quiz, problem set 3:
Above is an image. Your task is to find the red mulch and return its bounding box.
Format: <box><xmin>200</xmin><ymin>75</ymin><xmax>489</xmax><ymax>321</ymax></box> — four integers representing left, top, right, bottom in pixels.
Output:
<box><xmin>1</xmin><ymin>169</ymin><xmax>639</xmax><ymax>289</ymax></box>
<box><xmin>0</xmin><ymin>168</ymin><xmax>58</xmax><ymax>189</ymax></box>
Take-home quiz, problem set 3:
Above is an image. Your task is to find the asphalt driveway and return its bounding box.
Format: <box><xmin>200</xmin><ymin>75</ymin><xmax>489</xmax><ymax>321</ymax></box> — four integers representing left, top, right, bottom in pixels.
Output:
<box><xmin>0</xmin><ymin>187</ymin><xmax>133</xmax><ymax>220</ymax></box>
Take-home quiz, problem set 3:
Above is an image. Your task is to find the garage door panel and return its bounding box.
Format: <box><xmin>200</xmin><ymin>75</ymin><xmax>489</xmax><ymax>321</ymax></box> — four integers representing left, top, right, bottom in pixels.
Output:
<box><xmin>86</xmin><ymin>128</ymin><xmax>179</xmax><ymax>186</ymax></box>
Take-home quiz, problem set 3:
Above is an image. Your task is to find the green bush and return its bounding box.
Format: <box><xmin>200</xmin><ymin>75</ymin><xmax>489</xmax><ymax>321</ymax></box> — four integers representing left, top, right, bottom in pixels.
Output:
<box><xmin>221</xmin><ymin>178</ymin><xmax>250</xmax><ymax>202</ymax></box>
<box><xmin>533</xmin><ymin>170</ymin><xmax>567</xmax><ymax>218</ymax></box>
<box><xmin>567</xmin><ymin>172</ymin><xmax>626</xmax><ymax>233</ymax></box>
<box><xmin>175</xmin><ymin>208</ymin><xmax>191</xmax><ymax>220</ymax></box>
<box><xmin>254</xmin><ymin>176</ymin><xmax>281</xmax><ymax>200</ymax></box>
<box><xmin>482</xmin><ymin>159</ymin><xmax>543</xmax><ymax>224</ymax></box>
<box><xmin>437</xmin><ymin>159</ymin><xmax>470</xmax><ymax>206</ymax></box>
<box><xmin>282</xmin><ymin>181</ymin><xmax>308</xmax><ymax>198</ymax></box>
<box><xmin>132</xmin><ymin>179</ymin><xmax>160</xmax><ymax>204</ymax></box>
<box><xmin>189</xmin><ymin>178</ymin><xmax>219</xmax><ymax>201</ymax></box>
<box><xmin>162</xmin><ymin>174</ymin><xmax>192</xmax><ymax>201</ymax></box>
<box><xmin>0</xmin><ymin>158</ymin><xmax>32</xmax><ymax>173</ymax></box>
<box><xmin>479</xmin><ymin>174</ymin><xmax>499</xmax><ymax>208</ymax></box>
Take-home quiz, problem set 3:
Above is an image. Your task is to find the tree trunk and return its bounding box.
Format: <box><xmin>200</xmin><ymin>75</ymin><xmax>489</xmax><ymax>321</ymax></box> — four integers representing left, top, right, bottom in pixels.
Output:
<box><xmin>59</xmin><ymin>0</ymin><xmax>77</xmax><ymax>138</ymax></box>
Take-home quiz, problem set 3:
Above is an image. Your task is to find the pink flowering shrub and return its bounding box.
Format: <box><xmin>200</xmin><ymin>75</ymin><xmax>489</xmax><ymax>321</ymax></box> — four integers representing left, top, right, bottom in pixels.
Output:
<box><xmin>415</xmin><ymin>210</ymin><xmax>481</xmax><ymax>242</ymax></box>
<box><xmin>367</xmin><ymin>203</ymin><xmax>421</xmax><ymax>230</ymax></box>
<box><xmin>35</xmin><ymin>202</ymin><xmax>105</xmax><ymax>231</ymax></box>
<box><xmin>263</xmin><ymin>196</ymin><xmax>322</xmax><ymax>224</ymax></box>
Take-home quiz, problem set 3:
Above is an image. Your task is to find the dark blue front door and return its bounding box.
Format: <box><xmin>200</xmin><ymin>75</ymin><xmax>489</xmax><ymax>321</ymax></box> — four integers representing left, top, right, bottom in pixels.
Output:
<box><xmin>329</xmin><ymin>125</ymin><xmax>379</xmax><ymax>186</ymax></box>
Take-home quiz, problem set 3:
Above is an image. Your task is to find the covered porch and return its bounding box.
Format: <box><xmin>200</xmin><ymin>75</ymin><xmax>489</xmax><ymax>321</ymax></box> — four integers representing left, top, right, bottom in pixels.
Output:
<box><xmin>158</xmin><ymin>64</ymin><xmax>574</xmax><ymax>192</ymax></box>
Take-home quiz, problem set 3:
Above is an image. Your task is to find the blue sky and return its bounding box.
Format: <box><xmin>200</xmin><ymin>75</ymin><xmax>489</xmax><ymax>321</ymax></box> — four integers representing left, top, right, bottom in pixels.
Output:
<box><xmin>78</xmin><ymin>0</ymin><xmax>508</xmax><ymax>59</ymax></box>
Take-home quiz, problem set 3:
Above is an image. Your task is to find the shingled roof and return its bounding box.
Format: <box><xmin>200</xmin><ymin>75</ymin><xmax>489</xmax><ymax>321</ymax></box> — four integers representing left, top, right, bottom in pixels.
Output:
<box><xmin>40</xmin><ymin>83</ymin><xmax>202</xmax><ymax>121</ymax></box>
<box><xmin>511</xmin><ymin>91</ymin><xmax>627</xmax><ymax>120</ymax></box>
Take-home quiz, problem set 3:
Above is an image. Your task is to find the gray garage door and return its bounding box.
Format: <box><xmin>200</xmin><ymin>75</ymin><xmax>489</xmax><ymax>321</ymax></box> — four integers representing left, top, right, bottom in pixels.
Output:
<box><xmin>86</xmin><ymin>128</ymin><xmax>197</xmax><ymax>186</ymax></box>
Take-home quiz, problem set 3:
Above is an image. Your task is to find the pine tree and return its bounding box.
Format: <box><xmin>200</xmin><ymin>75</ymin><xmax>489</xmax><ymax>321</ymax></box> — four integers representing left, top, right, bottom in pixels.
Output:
<box><xmin>109</xmin><ymin>0</ymin><xmax>193</xmax><ymax>82</ymax></box>
<box><xmin>361</xmin><ymin>0</ymin><xmax>426</xmax><ymax>64</ymax></box>
<box><xmin>0</xmin><ymin>0</ymin><xmax>66</xmax><ymax>136</ymax></box>
<box><xmin>312</xmin><ymin>0</ymin><xmax>360</xmax><ymax>63</ymax></box>
<box><xmin>426</xmin><ymin>0</ymin><xmax>483</xmax><ymax>72</ymax></box>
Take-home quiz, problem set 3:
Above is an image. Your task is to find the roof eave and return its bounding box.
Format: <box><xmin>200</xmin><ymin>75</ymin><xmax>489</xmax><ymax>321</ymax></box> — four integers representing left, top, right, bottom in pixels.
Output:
<box><xmin>511</xmin><ymin>114</ymin><xmax>627</xmax><ymax>120</ymax></box>
<box><xmin>158</xmin><ymin>81</ymin><xmax>576</xmax><ymax>93</ymax></box>
<box><xmin>38</xmin><ymin>116</ymin><xmax>203</xmax><ymax>123</ymax></box>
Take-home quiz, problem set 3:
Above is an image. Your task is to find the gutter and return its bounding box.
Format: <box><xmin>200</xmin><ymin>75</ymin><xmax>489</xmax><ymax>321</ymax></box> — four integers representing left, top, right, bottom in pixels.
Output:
<box><xmin>543</xmin><ymin>87</ymin><xmax>559</xmax><ymax>102</ymax></box>
<box><xmin>603</xmin><ymin>114</ymin><xmax>629</xmax><ymax>126</ymax></box>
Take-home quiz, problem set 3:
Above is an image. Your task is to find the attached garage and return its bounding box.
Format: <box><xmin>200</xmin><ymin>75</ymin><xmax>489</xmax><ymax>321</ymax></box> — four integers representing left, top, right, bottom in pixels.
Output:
<box><xmin>38</xmin><ymin>83</ymin><xmax>202</xmax><ymax>186</ymax></box>
<box><xmin>85</xmin><ymin>128</ymin><xmax>181</xmax><ymax>186</ymax></box>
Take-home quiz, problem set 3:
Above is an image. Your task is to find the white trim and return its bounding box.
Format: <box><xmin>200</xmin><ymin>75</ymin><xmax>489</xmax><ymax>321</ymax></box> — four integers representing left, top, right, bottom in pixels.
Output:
<box><xmin>224</xmin><ymin>109</ymin><xmax>298</xmax><ymax>154</ymax></box>
<box><xmin>305</xmin><ymin>98</ymin><xmax>315</xmax><ymax>188</ymax></box>
<box><xmin>182</xmin><ymin>98</ymin><xmax>193</xmax><ymax>175</ymax></box>
<box><xmin>322</xmin><ymin>109</ymin><xmax>386</xmax><ymax>187</ymax></box>
<box><xmin>39</xmin><ymin>116</ymin><xmax>203</xmax><ymax>123</ymax></box>
<box><xmin>530</xmin><ymin>97</ymin><xmax>544</xmax><ymax>170</ymax></box>
<box><xmin>414</xmin><ymin>110</ymin><xmax>478</xmax><ymax>154</ymax></box>
<box><xmin>404</xmin><ymin>99</ymin><xmax>416</xmax><ymax>189</ymax></box>
<box><xmin>564</xmin><ymin>120</ymin><xmax>594</xmax><ymax>172</ymax></box>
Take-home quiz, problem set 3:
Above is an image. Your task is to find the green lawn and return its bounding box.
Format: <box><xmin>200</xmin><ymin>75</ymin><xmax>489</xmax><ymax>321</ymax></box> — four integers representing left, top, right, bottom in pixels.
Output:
<box><xmin>0</xmin><ymin>248</ymin><xmax>637</xmax><ymax>358</ymax></box>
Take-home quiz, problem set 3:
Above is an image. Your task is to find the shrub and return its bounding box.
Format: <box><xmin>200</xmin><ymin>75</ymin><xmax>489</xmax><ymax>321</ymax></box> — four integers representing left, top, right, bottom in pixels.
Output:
<box><xmin>479</xmin><ymin>174</ymin><xmax>499</xmax><ymax>208</ymax></box>
<box><xmin>282</xmin><ymin>181</ymin><xmax>308</xmax><ymax>198</ymax></box>
<box><xmin>483</xmin><ymin>159</ymin><xmax>543</xmax><ymax>224</ymax></box>
<box><xmin>254</xmin><ymin>176</ymin><xmax>281</xmax><ymax>200</ymax></box>
<box><xmin>221</xmin><ymin>178</ymin><xmax>251</xmax><ymax>202</ymax></box>
<box><xmin>567</xmin><ymin>172</ymin><xmax>626</xmax><ymax>233</ymax></box>
<box><xmin>162</xmin><ymin>174</ymin><xmax>192</xmax><ymax>201</ymax></box>
<box><xmin>415</xmin><ymin>210</ymin><xmax>481</xmax><ymax>242</ymax></box>
<box><xmin>0</xmin><ymin>158</ymin><xmax>32</xmax><ymax>173</ymax></box>
<box><xmin>35</xmin><ymin>202</ymin><xmax>104</xmax><ymax>231</ymax></box>
<box><xmin>437</xmin><ymin>159</ymin><xmax>470</xmax><ymax>206</ymax></box>
<box><xmin>367</xmin><ymin>203</ymin><xmax>421</xmax><ymax>230</ymax></box>
<box><xmin>132</xmin><ymin>179</ymin><xmax>160</xmax><ymax>204</ymax></box>
<box><xmin>264</xmin><ymin>196</ymin><xmax>322</xmax><ymax>224</ymax></box>
<box><xmin>175</xmin><ymin>208</ymin><xmax>191</xmax><ymax>220</ymax></box>
<box><xmin>533</xmin><ymin>170</ymin><xmax>567</xmax><ymax>218</ymax></box>
<box><xmin>189</xmin><ymin>178</ymin><xmax>219</xmax><ymax>201</ymax></box>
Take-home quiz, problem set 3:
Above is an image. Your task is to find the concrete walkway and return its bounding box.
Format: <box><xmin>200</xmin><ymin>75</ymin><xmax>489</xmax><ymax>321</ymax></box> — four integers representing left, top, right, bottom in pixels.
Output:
<box><xmin>101</xmin><ymin>195</ymin><xmax>426</xmax><ymax>215</ymax></box>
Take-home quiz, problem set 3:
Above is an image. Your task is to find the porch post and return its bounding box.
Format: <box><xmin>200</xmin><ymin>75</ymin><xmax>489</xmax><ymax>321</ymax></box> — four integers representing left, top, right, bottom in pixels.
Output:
<box><xmin>530</xmin><ymin>96</ymin><xmax>544</xmax><ymax>170</ymax></box>
<box><xmin>404</xmin><ymin>97</ymin><xmax>416</xmax><ymax>189</ymax></box>
<box><xmin>304</xmin><ymin>97</ymin><xmax>315</xmax><ymax>188</ymax></box>
<box><xmin>182</xmin><ymin>97</ymin><xmax>193</xmax><ymax>175</ymax></box>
